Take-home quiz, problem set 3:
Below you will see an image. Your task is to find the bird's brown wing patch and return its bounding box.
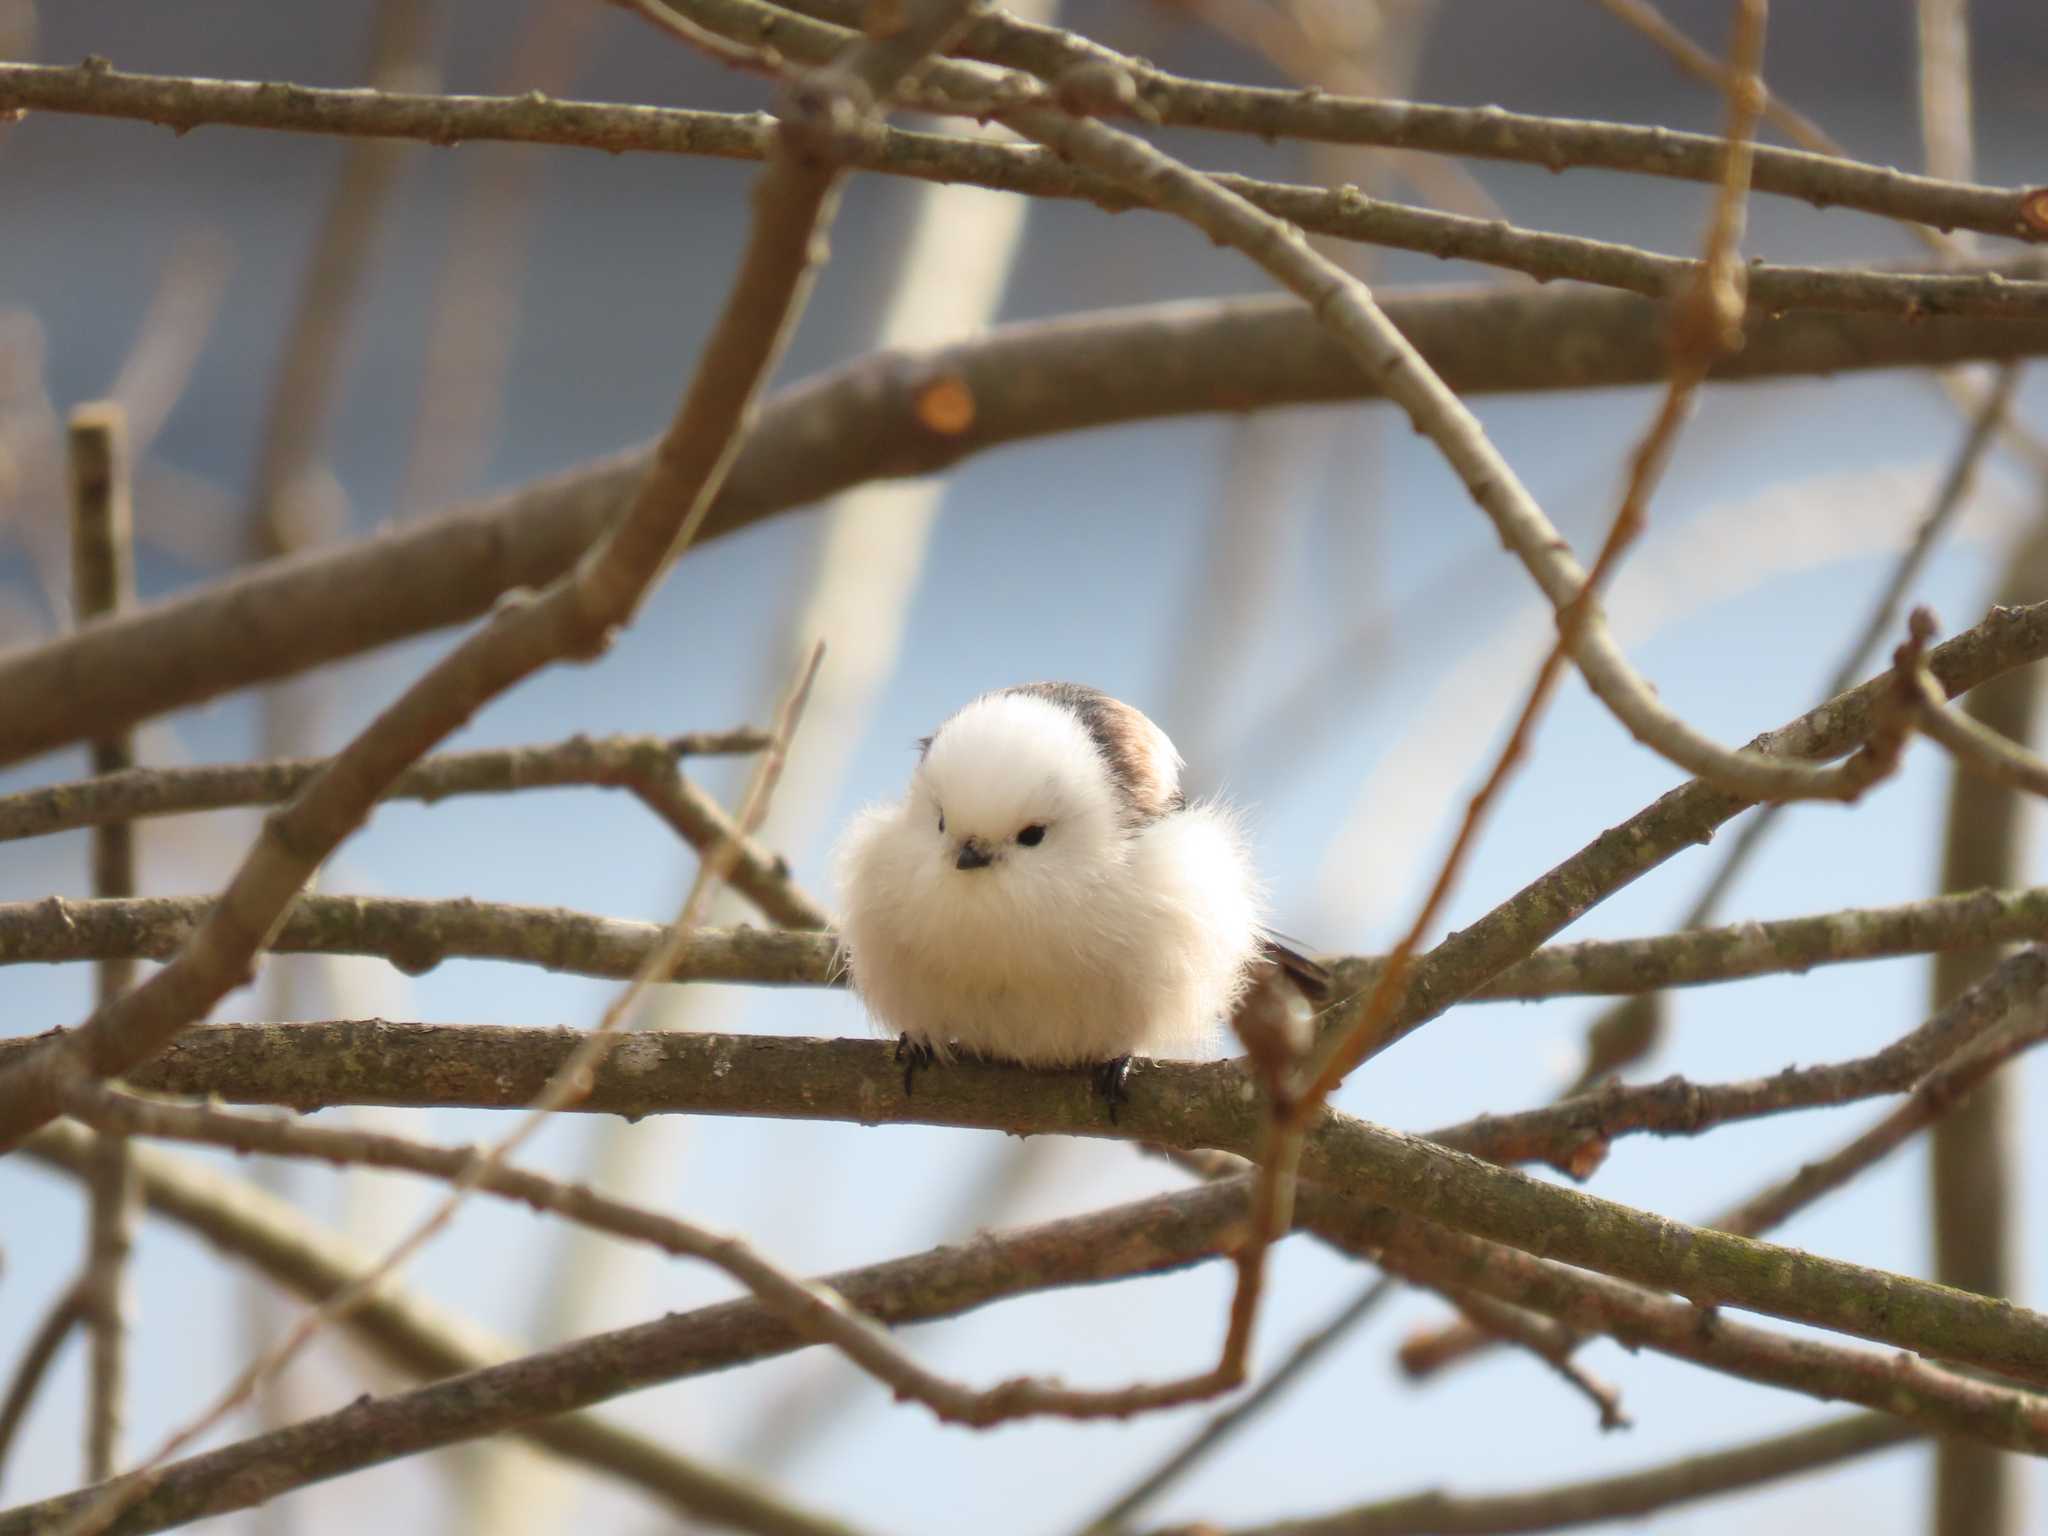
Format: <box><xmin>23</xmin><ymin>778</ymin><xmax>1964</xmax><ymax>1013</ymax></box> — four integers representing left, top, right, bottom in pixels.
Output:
<box><xmin>1002</xmin><ymin>681</ymin><xmax>1181</xmax><ymax>823</ymax></box>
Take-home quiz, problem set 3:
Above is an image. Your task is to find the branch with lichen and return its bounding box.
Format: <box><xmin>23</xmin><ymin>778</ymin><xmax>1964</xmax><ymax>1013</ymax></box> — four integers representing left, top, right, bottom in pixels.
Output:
<box><xmin>40</xmin><ymin>1018</ymin><xmax>2048</xmax><ymax>1389</ymax></box>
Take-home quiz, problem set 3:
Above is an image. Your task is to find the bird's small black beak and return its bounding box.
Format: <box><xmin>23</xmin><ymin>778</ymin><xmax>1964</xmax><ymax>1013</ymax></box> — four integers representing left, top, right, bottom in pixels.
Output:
<box><xmin>955</xmin><ymin>839</ymin><xmax>994</xmax><ymax>871</ymax></box>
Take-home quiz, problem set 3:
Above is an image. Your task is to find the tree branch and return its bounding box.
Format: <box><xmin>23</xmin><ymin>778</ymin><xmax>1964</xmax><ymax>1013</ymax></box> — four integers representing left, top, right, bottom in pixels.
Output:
<box><xmin>0</xmin><ymin>3</ymin><xmax>882</xmax><ymax>1157</ymax></box>
<box><xmin>20</xmin><ymin>881</ymin><xmax>2048</xmax><ymax>998</ymax></box>
<box><xmin>1</xmin><ymin>285</ymin><xmax>2042</xmax><ymax>771</ymax></box>
<box><xmin>0</xmin><ymin>730</ymin><xmax>826</xmax><ymax>932</ymax></box>
<box><xmin>43</xmin><ymin>1021</ymin><xmax>2048</xmax><ymax>1390</ymax></box>
<box><xmin>0</xmin><ymin>1180</ymin><xmax>1257</xmax><ymax>1536</ymax></box>
<box><xmin>69</xmin><ymin>403</ymin><xmax>140</xmax><ymax>1486</ymax></box>
<box><xmin>784</xmin><ymin>0</ymin><xmax>2048</xmax><ymax>245</ymax></box>
<box><xmin>1428</xmin><ymin>945</ymin><xmax>2048</xmax><ymax>1172</ymax></box>
<box><xmin>7</xmin><ymin>65</ymin><xmax>2048</xmax><ymax>320</ymax></box>
<box><xmin>17</xmin><ymin>1121</ymin><xmax>867</xmax><ymax>1536</ymax></box>
<box><xmin>1191</xmin><ymin>1411</ymin><xmax>1915</xmax><ymax>1535</ymax></box>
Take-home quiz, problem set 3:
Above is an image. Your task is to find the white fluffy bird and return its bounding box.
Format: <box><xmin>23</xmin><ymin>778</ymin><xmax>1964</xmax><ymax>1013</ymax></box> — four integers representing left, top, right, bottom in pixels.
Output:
<box><xmin>834</xmin><ymin>682</ymin><xmax>1317</xmax><ymax>1101</ymax></box>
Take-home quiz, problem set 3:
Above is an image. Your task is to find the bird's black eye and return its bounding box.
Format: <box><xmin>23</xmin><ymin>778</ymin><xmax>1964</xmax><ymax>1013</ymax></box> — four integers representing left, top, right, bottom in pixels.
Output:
<box><xmin>1016</xmin><ymin>824</ymin><xmax>1047</xmax><ymax>847</ymax></box>
<box><xmin>937</xmin><ymin>813</ymin><xmax>946</xmax><ymax>835</ymax></box>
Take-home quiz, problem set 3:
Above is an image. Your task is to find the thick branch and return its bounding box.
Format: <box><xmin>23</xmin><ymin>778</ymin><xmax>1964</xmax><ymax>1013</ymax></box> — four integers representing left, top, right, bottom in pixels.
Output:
<box><xmin>1</xmin><ymin>287</ymin><xmax>2043</xmax><ymax>771</ymax></box>
<box><xmin>48</xmin><ymin>1021</ymin><xmax>2048</xmax><ymax>1387</ymax></box>
<box><xmin>1307</xmin><ymin>1195</ymin><xmax>2048</xmax><ymax>1455</ymax></box>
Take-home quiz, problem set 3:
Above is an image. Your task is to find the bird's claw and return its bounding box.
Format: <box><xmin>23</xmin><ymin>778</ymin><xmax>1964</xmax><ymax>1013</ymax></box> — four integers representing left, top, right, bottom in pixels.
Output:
<box><xmin>896</xmin><ymin>1034</ymin><xmax>938</xmax><ymax>1096</ymax></box>
<box><xmin>1090</xmin><ymin>1055</ymin><xmax>1133</xmax><ymax>1123</ymax></box>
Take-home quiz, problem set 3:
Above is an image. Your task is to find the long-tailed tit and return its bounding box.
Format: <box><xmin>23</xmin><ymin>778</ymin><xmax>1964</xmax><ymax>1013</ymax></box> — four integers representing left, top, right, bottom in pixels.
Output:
<box><xmin>833</xmin><ymin>682</ymin><xmax>1322</xmax><ymax>1107</ymax></box>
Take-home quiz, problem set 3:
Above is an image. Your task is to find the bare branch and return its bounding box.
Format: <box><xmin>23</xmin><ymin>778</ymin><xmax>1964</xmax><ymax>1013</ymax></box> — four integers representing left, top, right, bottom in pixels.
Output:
<box><xmin>0</xmin><ymin>1284</ymin><xmax>84</xmax><ymax>1490</ymax></box>
<box><xmin>2</xmin><ymin>284</ymin><xmax>2042</xmax><ymax>771</ymax></box>
<box><xmin>18</xmin><ymin>1121</ymin><xmax>870</xmax><ymax>1536</ymax></box>
<box><xmin>0</xmin><ymin>6</ymin><xmax>884</xmax><ymax>1160</ymax></box>
<box><xmin>0</xmin><ymin>729</ymin><xmax>768</xmax><ymax>838</ymax></box>
<box><xmin>9</xmin><ymin>65</ymin><xmax>2048</xmax><ymax>320</ymax></box>
<box><xmin>1080</xmin><ymin>1276</ymin><xmax>1396</xmax><ymax>1536</ymax></box>
<box><xmin>1429</xmin><ymin>946</ymin><xmax>2048</xmax><ymax>1172</ymax></box>
<box><xmin>744</xmin><ymin>1</ymin><xmax>2048</xmax><ymax>243</ymax></box>
<box><xmin>0</xmin><ymin>1179</ymin><xmax>1259</xmax><ymax>1536</ymax></box>
<box><xmin>1311</xmin><ymin>1195</ymin><xmax>2048</xmax><ymax>1455</ymax></box>
<box><xmin>22</xmin><ymin>879</ymin><xmax>2048</xmax><ymax>1000</ymax></box>
<box><xmin>68</xmin><ymin>403</ymin><xmax>139</xmax><ymax>1485</ymax></box>
<box><xmin>47</xmin><ymin>1019</ymin><xmax>2048</xmax><ymax>1389</ymax></box>
<box><xmin>1193</xmin><ymin>1411</ymin><xmax>1914</xmax><ymax>1535</ymax></box>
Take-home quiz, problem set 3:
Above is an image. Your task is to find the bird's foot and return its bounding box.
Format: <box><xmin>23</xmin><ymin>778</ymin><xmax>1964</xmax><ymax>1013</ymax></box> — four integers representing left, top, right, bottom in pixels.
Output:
<box><xmin>896</xmin><ymin>1034</ymin><xmax>938</xmax><ymax>1096</ymax></box>
<box><xmin>1090</xmin><ymin>1055</ymin><xmax>1134</xmax><ymax>1123</ymax></box>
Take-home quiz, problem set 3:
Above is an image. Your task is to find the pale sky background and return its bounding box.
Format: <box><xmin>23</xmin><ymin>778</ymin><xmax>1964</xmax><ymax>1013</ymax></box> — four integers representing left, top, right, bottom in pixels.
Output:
<box><xmin>4</xmin><ymin>2</ymin><xmax>2048</xmax><ymax>1533</ymax></box>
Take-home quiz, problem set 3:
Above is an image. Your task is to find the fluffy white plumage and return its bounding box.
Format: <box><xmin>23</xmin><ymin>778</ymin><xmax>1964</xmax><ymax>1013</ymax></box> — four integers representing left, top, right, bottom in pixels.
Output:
<box><xmin>832</xmin><ymin>684</ymin><xmax>1266</xmax><ymax>1066</ymax></box>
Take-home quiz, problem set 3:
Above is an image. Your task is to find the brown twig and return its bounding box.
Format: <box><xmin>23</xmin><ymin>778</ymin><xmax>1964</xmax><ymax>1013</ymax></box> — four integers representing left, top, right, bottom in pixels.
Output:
<box><xmin>1078</xmin><ymin>1274</ymin><xmax>1397</xmax><ymax>1536</ymax></box>
<box><xmin>713</xmin><ymin>1</ymin><xmax>2048</xmax><ymax>243</ymax></box>
<box><xmin>1316</xmin><ymin>1197</ymin><xmax>2048</xmax><ymax>1454</ymax></box>
<box><xmin>0</xmin><ymin>1179</ymin><xmax>1262</xmax><ymax>1536</ymax></box>
<box><xmin>3</xmin><ymin>281</ymin><xmax>2043</xmax><ymax>772</ymax></box>
<box><xmin>0</xmin><ymin>729</ymin><xmax>767</xmax><ymax>836</ymax></box>
<box><xmin>0</xmin><ymin>728</ymin><xmax>824</xmax><ymax>930</ymax></box>
<box><xmin>1190</xmin><ymin>1411</ymin><xmax>1915</xmax><ymax>1536</ymax></box>
<box><xmin>69</xmin><ymin>404</ymin><xmax>139</xmax><ymax>1486</ymax></box>
<box><xmin>8</xmin><ymin>64</ymin><xmax>2048</xmax><ymax>321</ymax></box>
<box><xmin>0</xmin><ymin>3</ymin><xmax>891</xmax><ymax>1158</ymax></box>
<box><xmin>1712</xmin><ymin>974</ymin><xmax>2048</xmax><ymax>1239</ymax></box>
<box><xmin>0</xmin><ymin>1284</ymin><xmax>84</xmax><ymax>1491</ymax></box>
<box><xmin>18</xmin><ymin>1122</ymin><xmax>870</xmax><ymax>1536</ymax></box>
<box><xmin>1427</xmin><ymin>946</ymin><xmax>2048</xmax><ymax>1172</ymax></box>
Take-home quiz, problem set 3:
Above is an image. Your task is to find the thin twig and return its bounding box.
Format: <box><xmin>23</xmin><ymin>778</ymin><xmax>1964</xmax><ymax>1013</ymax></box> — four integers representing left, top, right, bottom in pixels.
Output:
<box><xmin>0</xmin><ymin>729</ymin><xmax>769</xmax><ymax>838</ymax></box>
<box><xmin>11</xmin><ymin>12</ymin><xmax>980</xmax><ymax>1531</ymax></box>
<box><xmin>1078</xmin><ymin>1275</ymin><xmax>1396</xmax><ymax>1536</ymax></box>
<box><xmin>104</xmin><ymin>229</ymin><xmax>232</xmax><ymax>457</ymax></box>
<box><xmin>69</xmin><ymin>403</ymin><xmax>139</xmax><ymax>1486</ymax></box>
<box><xmin>0</xmin><ymin>1284</ymin><xmax>85</xmax><ymax>1491</ymax></box>
<box><xmin>0</xmin><ymin>727</ymin><xmax>823</xmax><ymax>930</ymax></box>
<box><xmin>8</xmin><ymin>65</ymin><xmax>2048</xmax><ymax>320</ymax></box>
<box><xmin>18</xmin><ymin>1121</ymin><xmax>865</xmax><ymax>1536</ymax></box>
<box><xmin>1907</xmin><ymin>634</ymin><xmax>2048</xmax><ymax>796</ymax></box>
<box><xmin>1192</xmin><ymin>1411</ymin><xmax>1915</xmax><ymax>1536</ymax></box>
<box><xmin>0</xmin><ymin>1178</ymin><xmax>1258</xmax><ymax>1536</ymax></box>
<box><xmin>1426</xmin><ymin>945</ymin><xmax>2048</xmax><ymax>1173</ymax></box>
<box><xmin>608</xmin><ymin>1</ymin><xmax>2048</xmax><ymax>243</ymax></box>
<box><xmin>0</xmin><ymin>5</ymin><xmax>882</xmax><ymax>1156</ymax></box>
